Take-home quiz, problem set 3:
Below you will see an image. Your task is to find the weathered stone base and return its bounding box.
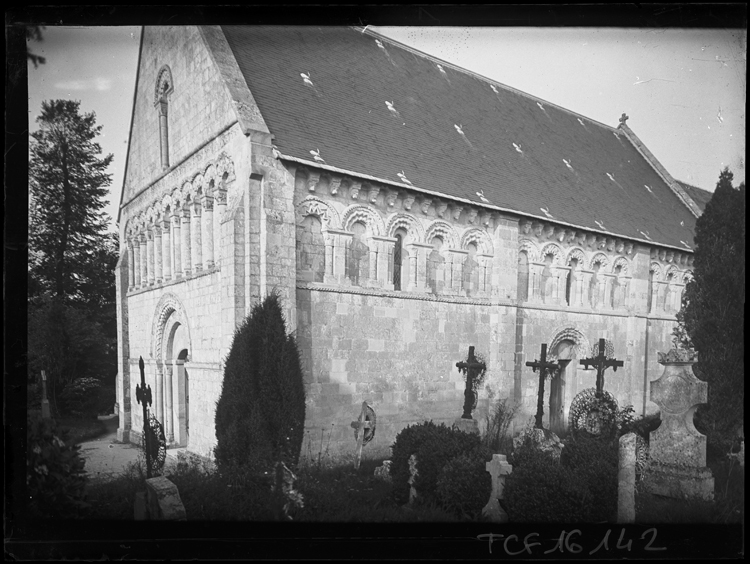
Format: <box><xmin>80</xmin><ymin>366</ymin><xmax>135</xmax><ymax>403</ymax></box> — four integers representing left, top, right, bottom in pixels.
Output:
<box><xmin>117</xmin><ymin>428</ymin><xmax>131</xmax><ymax>443</ymax></box>
<box><xmin>452</xmin><ymin>418</ymin><xmax>480</xmax><ymax>435</ymax></box>
<box><xmin>642</xmin><ymin>462</ymin><xmax>714</xmax><ymax>501</ymax></box>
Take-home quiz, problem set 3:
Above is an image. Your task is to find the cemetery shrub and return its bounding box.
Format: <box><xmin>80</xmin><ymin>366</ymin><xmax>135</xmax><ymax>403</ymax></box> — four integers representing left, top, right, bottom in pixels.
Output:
<box><xmin>436</xmin><ymin>446</ymin><xmax>492</xmax><ymax>518</ymax></box>
<box><xmin>481</xmin><ymin>397</ymin><xmax>518</xmax><ymax>454</ymax></box>
<box><xmin>59</xmin><ymin>377</ymin><xmax>101</xmax><ymax>419</ymax></box>
<box><xmin>214</xmin><ymin>291</ymin><xmax>306</xmax><ymax>477</ymax></box>
<box><xmin>504</xmin><ymin>447</ymin><xmax>590</xmax><ymax>523</ymax></box>
<box><xmin>560</xmin><ymin>435</ymin><xmax>618</xmax><ymax>522</ymax></box>
<box><xmin>390</xmin><ymin>421</ymin><xmax>483</xmax><ymax>505</ymax></box>
<box><xmin>26</xmin><ymin>413</ymin><xmax>89</xmax><ymax>519</ymax></box>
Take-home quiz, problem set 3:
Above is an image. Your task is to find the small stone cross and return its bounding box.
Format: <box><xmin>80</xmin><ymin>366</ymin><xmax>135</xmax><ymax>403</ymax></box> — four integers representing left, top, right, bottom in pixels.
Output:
<box><xmin>619</xmin><ymin>113</ymin><xmax>629</xmax><ymax>124</ymax></box>
<box><xmin>350</xmin><ymin>401</ymin><xmax>374</xmax><ymax>470</ymax></box>
<box><xmin>526</xmin><ymin>343</ymin><xmax>560</xmax><ymax>429</ymax></box>
<box><xmin>579</xmin><ymin>338</ymin><xmax>624</xmax><ymax>398</ymax></box>
<box><xmin>455</xmin><ymin>346</ymin><xmax>486</xmax><ymax>419</ymax></box>
<box><xmin>482</xmin><ymin>454</ymin><xmax>513</xmax><ymax>522</ymax></box>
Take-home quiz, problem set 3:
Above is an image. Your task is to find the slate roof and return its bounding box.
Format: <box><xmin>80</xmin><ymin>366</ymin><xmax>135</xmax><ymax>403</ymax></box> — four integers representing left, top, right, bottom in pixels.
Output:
<box><xmin>222</xmin><ymin>26</ymin><xmax>698</xmax><ymax>251</ymax></box>
<box><xmin>676</xmin><ymin>180</ymin><xmax>713</xmax><ymax>213</ymax></box>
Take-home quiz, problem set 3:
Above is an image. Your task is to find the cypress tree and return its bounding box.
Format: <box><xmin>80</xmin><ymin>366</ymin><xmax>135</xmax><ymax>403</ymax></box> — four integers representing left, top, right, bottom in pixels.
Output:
<box><xmin>215</xmin><ymin>291</ymin><xmax>306</xmax><ymax>475</ymax></box>
<box><xmin>675</xmin><ymin>168</ymin><xmax>745</xmax><ymax>456</ymax></box>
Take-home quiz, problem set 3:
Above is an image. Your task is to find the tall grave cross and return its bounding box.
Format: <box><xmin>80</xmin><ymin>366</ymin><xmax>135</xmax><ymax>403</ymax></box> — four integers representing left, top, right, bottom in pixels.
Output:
<box><xmin>526</xmin><ymin>343</ymin><xmax>560</xmax><ymax>429</ymax></box>
<box><xmin>579</xmin><ymin>338</ymin><xmax>624</xmax><ymax>398</ymax></box>
<box><xmin>135</xmin><ymin>356</ymin><xmax>154</xmax><ymax>478</ymax></box>
<box><xmin>456</xmin><ymin>346</ymin><xmax>486</xmax><ymax>419</ymax></box>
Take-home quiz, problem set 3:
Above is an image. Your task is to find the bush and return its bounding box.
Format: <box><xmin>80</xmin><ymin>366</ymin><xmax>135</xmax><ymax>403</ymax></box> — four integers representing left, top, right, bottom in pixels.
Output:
<box><xmin>214</xmin><ymin>291</ymin><xmax>306</xmax><ymax>477</ymax></box>
<box><xmin>59</xmin><ymin>377</ymin><xmax>101</xmax><ymax>418</ymax></box>
<box><xmin>26</xmin><ymin>413</ymin><xmax>89</xmax><ymax>519</ymax></box>
<box><xmin>504</xmin><ymin>447</ymin><xmax>590</xmax><ymax>523</ymax></box>
<box><xmin>390</xmin><ymin>421</ymin><xmax>483</xmax><ymax>506</ymax></box>
<box><xmin>481</xmin><ymin>397</ymin><xmax>518</xmax><ymax>454</ymax></box>
<box><xmin>560</xmin><ymin>435</ymin><xmax>618</xmax><ymax>522</ymax></box>
<box><xmin>436</xmin><ymin>446</ymin><xmax>492</xmax><ymax>518</ymax></box>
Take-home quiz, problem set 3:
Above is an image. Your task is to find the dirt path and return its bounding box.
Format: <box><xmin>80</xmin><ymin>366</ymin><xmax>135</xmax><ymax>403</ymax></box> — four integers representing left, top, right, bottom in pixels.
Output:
<box><xmin>78</xmin><ymin>415</ymin><xmax>142</xmax><ymax>484</ymax></box>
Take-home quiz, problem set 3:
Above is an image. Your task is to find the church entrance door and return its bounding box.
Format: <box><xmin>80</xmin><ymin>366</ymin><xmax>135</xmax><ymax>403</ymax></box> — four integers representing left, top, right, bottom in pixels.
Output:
<box><xmin>550</xmin><ymin>340</ymin><xmax>577</xmax><ymax>435</ymax></box>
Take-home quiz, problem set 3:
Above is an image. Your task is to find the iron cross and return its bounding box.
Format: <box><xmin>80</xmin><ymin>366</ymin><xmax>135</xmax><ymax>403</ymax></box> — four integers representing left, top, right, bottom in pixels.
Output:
<box><xmin>135</xmin><ymin>356</ymin><xmax>153</xmax><ymax>478</ymax></box>
<box><xmin>456</xmin><ymin>346</ymin><xmax>486</xmax><ymax>419</ymax></box>
<box><xmin>526</xmin><ymin>343</ymin><xmax>560</xmax><ymax>429</ymax></box>
<box><xmin>579</xmin><ymin>338</ymin><xmax>624</xmax><ymax>398</ymax></box>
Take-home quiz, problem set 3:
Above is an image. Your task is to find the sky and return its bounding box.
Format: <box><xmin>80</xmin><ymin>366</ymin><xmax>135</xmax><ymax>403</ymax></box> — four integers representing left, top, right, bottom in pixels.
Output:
<box><xmin>27</xmin><ymin>26</ymin><xmax>745</xmax><ymax>234</ymax></box>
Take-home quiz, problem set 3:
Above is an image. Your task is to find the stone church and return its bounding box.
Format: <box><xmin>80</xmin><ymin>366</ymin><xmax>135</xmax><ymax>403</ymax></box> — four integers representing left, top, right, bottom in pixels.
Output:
<box><xmin>115</xmin><ymin>26</ymin><xmax>710</xmax><ymax>458</ymax></box>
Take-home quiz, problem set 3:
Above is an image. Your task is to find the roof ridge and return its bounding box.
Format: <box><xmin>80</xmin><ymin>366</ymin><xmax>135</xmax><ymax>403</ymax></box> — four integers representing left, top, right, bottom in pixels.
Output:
<box><xmin>358</xmin><ymin>26</ymin><xmax>619</xmax><ymax>133</ymax></box>
<box><xmin>676</xmin><ymin>179</ymin><xmax>711</xmax><ymax>193</ymax></box>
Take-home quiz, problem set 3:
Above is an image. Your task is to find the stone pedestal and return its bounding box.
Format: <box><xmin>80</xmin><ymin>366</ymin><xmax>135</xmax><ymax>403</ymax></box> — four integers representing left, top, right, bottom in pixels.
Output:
<box><xmin>452</xmin><ymin>417</ymin><xmax>480</xmax><ymax>436</ymax></box>
<box><xmin>144</xmin><ymin>476</ymin><xmax>187</xmax><ymax>520</ymax></box>
<box><xmin>617</xmin><ymin>433</ymin><xmax>636</xmax><ymax>523</ymax></box>
<box><xmin>643</xmin><ymin>349</ymin><xmax>714</xmax><ymax>501</ymax></box>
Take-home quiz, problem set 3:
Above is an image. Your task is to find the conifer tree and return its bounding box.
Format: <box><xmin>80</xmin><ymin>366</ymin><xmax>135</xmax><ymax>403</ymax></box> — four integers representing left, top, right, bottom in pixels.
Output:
<box><xmin>675</xmin><ymin>168</ymin><xmax>745</xmax><ymax>455</ymax></box>
<box><xmin>215</xmin><ymin>291</ymin><xmax>306</xmax><ymax>475</ymax></box>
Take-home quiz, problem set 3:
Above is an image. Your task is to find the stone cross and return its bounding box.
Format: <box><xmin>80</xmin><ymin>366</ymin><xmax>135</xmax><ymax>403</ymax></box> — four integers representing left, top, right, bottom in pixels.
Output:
<box><xmin>644</xmin><ymin>348</ymin><xmax>713</xmax><ymax>500</ymax></box>
<box><xmin>136</xmin><ymin>356</ymin><xmax>154</xmax><ymax>478</ymax></box>
<box><xmin>481</xmin><ymin>454</ymin><xmax>513</xmax><ymax>522</ymax></box>
<box><xmin>579</xmin><ymin>338</ymin><xmax>624</xmax><ymax>398</ymax></box>
<box><xmin>40</xmin><ymin>370</ymin><xmax>51</xmax><ymax>419</ymax></box>
<box><xmin>350</xmin><ymin>401</ymin><xmax>374</xmax><ymax>470</ymax></box>
<box><xmin>455</xmin><ymin>346</ymin><xmax>486</xmax><ymax>419</ymax></box>
<box><xmin>526</xmin><ymin>343</ymin><xmax>560</xmax><ymax>429</ymax></box>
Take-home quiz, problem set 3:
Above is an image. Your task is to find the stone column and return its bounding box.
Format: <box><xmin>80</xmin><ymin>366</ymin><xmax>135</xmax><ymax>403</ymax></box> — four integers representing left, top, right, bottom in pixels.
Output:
<box><xmin>367</xmin><ymin>239</ymin><xmax>378</xmax><ymax>284</ymax></box>
<box><xmin>617</xmin><ymin>432</ymin><xmax>636</xmax><ymax>523</ymax></box>
<box><xmin>181</xmin><ymin>208</ymin><xmax>192</xmax><ymax>278</ymax></box>
<box><xmin>644</xmin><ymin>348</ymin><xmax>714</xmax><ymax>500</ymax></box>
<box><xmin>552</xmin><ymin>265</ymin><xmax>571</xmax><ymax>306</ymax></box>
<box><xmin>328</xmin><ymin>229</ymin><xmax>351</xmax><ymax>283</ymax></box>
<box><xmin>529</xmin><ymin>262</ymin><xmax>545</xmax><ymax>303</ymax></box>
<box><xmin>448</xmin><ymin>249</ymin><xmax>468</xmax><ymax>295</ymax></box>
<box><xmin>577</xmin><ymin>269</ymin><xmax>593</xmax><ymax>308</ymax></box>
<box><xmin>171</xmin><ymin>212</ymin><xmax>182</xmax><ymax>279</ymax></box>
<box><xmin>146</xmin><ymin>229</ymin><xmax>155</xmax><ymax>286</ymax></box>
<box><xmin>133</xmin><ymin>237</ymin><xmax>141</xmax><ymax>289</ymax></box>
<box><xmin>214</xmin><ymin>189</ymin><xmax>227</xmax><ymax>268</ymax></box>
<box><xmin>372</xmin><ymin>236</ymin><xmax>396</xmax><ymax>290</ymax></box>
<box><xmin>139</xmin><ymin>233</ymin><xmax>148</xmax><ymax>288</ymax></box>
<box><xmin>154</xmin><ymin>225</ymin><xmax>163</xmax><ymax>285</ymax></box>
<box><xmin>191</xmin><ymin>201</ymin><xmax>202</xmax><ymax>273</ymax></box>
<box><xmin>603</xmin><ymin>273</ymin><xmax>617</xmax><ymax>309</ymax></box>
<box><xmin>478</xmin><ymin>254</ymin><xmax>493</xmax><ymax>295</ymax></box>
<box><xmin>655</xmin><ymin>280</ymin><xmax>668</xmax><ymax>314</ymax></box>
<box><xmin>154</xmin><ymin>361</ymin><xmax>164</xmax><ymax>429</ymax></box>
<box><xmin>161</xmin><ymin>218</ymin><xmax>171</xmax><ymax>282</ymax></box>
<box><xmin>411</xmin><ymin>243</ymin><xmax>432</xmax><ymax>292</ymax></box>
<box><xmin>165</xmin><ymin>363</ymin><xmax>174</xmax><ymax>443</ymax></box>
<box><xmin>407</xmin><ymin>246</ymin><xmax>418</xmax><ymax>291</ymax></box>
<box><xmin>202</xmin><ymin>197</ymin><xmax>214</xmax><ymax>270</ymax></box>
<box><xmin>323</xmin><ymin>232</ymin><xmax>335</xmax><ymax>283</ymax></box>
<box><xmin>127</xmin><ymin>240</ymin><xmax>135</xmax><ymax>291</ymax></box>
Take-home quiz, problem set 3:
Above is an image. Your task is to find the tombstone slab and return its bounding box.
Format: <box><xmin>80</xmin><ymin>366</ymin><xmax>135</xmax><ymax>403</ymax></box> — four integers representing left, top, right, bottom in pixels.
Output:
<box><xmin>643</xmin><ymin>349</ymin><xmax>714</xmax><ymax>501</ymax></box>
<box><xmin>617</xmin><ymin>433</ymin><xmax>636</xmax><ymax>523</ymax></box>
<box><xmin>145</xmin><ymin>476</ymin><xmax>187</xmax><ymax>520</ymax></box>
<box><xmin>482</xmin><ymin>454</ymin><xmax>512</xmax><ymax>523</ymax></box>
<box><xmin>452</xmin><ymin>417</ymin><xmax>480</xmax><ymax>436</ymax></box>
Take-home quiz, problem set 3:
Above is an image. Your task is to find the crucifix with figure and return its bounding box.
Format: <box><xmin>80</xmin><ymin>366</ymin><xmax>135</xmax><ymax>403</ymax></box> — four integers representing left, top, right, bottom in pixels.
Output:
<box><xmin>456</xmin><ymin>346</ymin><xmax>486</xmax><ymax>419</ymax></box>
<box><xmin>135</xmin><ymin>356</ymin><xmax>154</xmax><ymax>478</ymax></box>
<box><xmin>526</xmin><ymin>343</ymin><xmax>560</xmax><ymax>429</ymax></box>
<box><xmin>579</xmin><ymin>338</ymin><xmax>624</xmax><ymax>398</ymax></box>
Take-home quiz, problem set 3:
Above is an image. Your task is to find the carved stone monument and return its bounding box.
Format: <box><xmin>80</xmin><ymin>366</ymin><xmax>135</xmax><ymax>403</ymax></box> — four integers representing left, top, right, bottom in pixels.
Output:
<box><xmin>643</xmin><ymin>348</ymin><xmax>714</xmax><ymax>501</ymax></box>
<box><xmin>617</xmin><ymin>432</ymin><xmax>636</xmax><ymax>523</ymax></box>
<box><xmin>481</xmin><ymin>454</ymin><xmax>513</xmax><ymax>523</ymax></box>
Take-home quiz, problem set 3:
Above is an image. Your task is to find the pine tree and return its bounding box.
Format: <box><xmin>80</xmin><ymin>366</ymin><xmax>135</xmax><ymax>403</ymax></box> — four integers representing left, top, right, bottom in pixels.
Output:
<box><xmin>214</xmin><ymin>291</ymin><xmax>306</xmax><ymax>476</ymax></box>
<box><xmin>29</xmin><ymin>99</ymin><xmax>113</xmax><ymax>303</ymax></box>
<box><xmin>675</xmin><ymin>168</ymin><xmax>745</xmax><ymax>456</ymax></box>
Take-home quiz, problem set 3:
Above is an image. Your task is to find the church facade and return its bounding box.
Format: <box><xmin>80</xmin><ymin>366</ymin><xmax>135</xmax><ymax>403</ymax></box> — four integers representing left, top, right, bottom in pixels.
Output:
<box><xmin>115</xmin><ymin>26</ymin><xmax>706</xmax><ymax>458</ymax></box>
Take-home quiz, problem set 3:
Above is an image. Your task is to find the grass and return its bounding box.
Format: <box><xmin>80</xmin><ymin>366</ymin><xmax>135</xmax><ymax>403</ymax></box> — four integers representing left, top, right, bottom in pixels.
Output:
<box><xmin>58</xmin><ymin>416</ymin><xmax>109</xmax><ymax>446</ymax></box>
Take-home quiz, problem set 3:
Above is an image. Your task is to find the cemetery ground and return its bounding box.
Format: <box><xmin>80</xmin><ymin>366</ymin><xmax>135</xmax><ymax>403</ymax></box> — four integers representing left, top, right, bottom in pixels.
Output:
<box><xmin>66</xmin><ymin>414</ymin><xmax>744</xmax><ymax>524</ymax></box>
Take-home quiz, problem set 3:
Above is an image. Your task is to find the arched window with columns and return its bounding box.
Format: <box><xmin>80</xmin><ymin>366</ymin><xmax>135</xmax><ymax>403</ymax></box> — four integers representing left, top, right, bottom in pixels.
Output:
<box><xmin>155</xmin><ymin>66</ymin><xmax>174</xmax><ymax>170</ymax></box>
<box><xmin>427</xmin><ymin>236</ymin><xmax>445</xmax><ymax>294</ymax></box>
<box><xmin>346</xmin><ymin>221</ymin><xmax>370</xmax><ymax>286</ymax></box>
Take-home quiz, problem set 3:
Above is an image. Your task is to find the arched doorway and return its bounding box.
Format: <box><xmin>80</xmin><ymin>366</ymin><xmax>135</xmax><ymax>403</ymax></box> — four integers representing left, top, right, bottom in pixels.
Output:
<box><xmin>176</xmin><ymin>348</ymin><xmax>189</xmax><ymax>447</ymax></box>
<box><xmin>549</xmin><ymin>340</ymin><xmax>577</xmax><ymax>435</ymax></box>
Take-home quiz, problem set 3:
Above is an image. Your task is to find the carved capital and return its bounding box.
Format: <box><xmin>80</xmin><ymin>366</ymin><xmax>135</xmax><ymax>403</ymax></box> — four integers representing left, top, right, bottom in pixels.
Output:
<box><xmin>329</xmin><ymin>176</ymin><xmax>342</xmax><ymax>196</ymax></box>
<box><xmin>596</xmin><ymin>236</ymin><xmax>607</xmax><ymax>250</ymax></box>
<box><xmin>451</xmin><ymin>204</ymin><xmax>463</xmax><ymax>221</ymax></box>
<box><xmin>532</xmin><ymin>222</ymin><xmax>544</xmax><ymax>238</ymax></box>
<box><xmin>615</xmin><ymin>239</ymin><xmax>624</xmax><ymax>254</ymax></box>
<box><xmin>419</xmin><ymin>197</ymin><xmax>432</xmax><ymax>215</ymax></box>
<box><xmin>606</xmin><ymin>237</ymin><xmax>616</xmax><ymax>252</ymax></box>
<box><xmin>349</xmin><ymin>180</ymin><xmax>362</xmax><ymax>200</ymax></box>
<box><xmin>385</xmin><ymin>189</ymin><xmax>399</xmax><ymax>208</ymax></box>
<box><xmin>586</xmin><ymin>234</ymin><xmax>597</xmax><ymax>248</ymax></box>
<box><xmin>215</xmin><ymin>189</ymin><xmax>227</xmax><ymax>205</ymax></box>
<box><xmin>367</xmin><ymin>184</ymin><xmax>380</xmax><ymax>204</ymax></box>
<box><xmin>554</xmin><ymin>227</ymin><xmax>566</xmax><ymax>243</ymax></box>
<box><xmin>402</xmin><ymin>193</ymin><xmax>416</xmax><ymax>211</ymax></box>
<box><xmin>543</xmin><ymin>224</ymin><xmax>555</xmax><ymax>240</ymax></box>
<box><xmin>666</xmin><ymin>251</ymin><xmax>674</xmax><ymax>263</ymax></box>
<box><xmin>658</xmin><ymin>250</ymin><xmax>666</xmax><ymax>262</ymax></box>
<box><xmin>520</xmin><ymin>219</ymin><xmax>532</xmax><ymax>235</ymax></box>
<box><xmin>467</xmin><ymin>208</ymin><xmax>479</xmax><ymax>224</ymax></box>
<box><xmin>202</xmin><ymin>196</ymin><xmax>214</xmax><ymax>211</ymax></box>
<box><xmin>480</xmin><ymin>211</ymin><xmax>492</xmax><ymax>227</ymax></box>
<box><xmin>307</xmin><ymin>172</ymin><xmax>321</xmax><ymax>192</ymax></box>
<box><xmin>624</xmin><ymin>242</ymin><xmax>634</xmax><ymax>255</ymax></box>
<box><xmin>435</xmin><ymin>200</ymin><xmax>448</xmax><ymax>219</ymax></box>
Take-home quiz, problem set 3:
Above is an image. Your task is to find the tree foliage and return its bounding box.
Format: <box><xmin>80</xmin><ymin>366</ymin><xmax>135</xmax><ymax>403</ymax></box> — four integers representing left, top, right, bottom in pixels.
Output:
<box><xmin>27</xmin><ymin>25</ymin><xmax>46</xmax><ymax>68</ymax></box>
<box><xmin>214</xmin><ymin>291</ymin><xmax>306</xmax><ymax>476</ymax></box>
<box><xmin>28</xmin><ymin>100</ymin><xmax>118</xmax><ymax>411</ymax></box>
<box><xmin>674</xmin><ymin>168</ymin><xmax>745</xmax><ymax>454</ymax></box>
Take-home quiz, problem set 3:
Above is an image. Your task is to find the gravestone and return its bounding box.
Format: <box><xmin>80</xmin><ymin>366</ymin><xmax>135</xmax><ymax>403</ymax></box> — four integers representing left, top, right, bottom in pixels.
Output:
<box><xmin>617</xmin><ymin>433</ymin><xmax>636</xmax><ymax>523</ymax></box>
<box><xmin>40</xmin><ymin>371</ymin><xmax>51</xmax><ymax>419</ymax></box>
<box><xmin>643</xmin><ymin>348</ymin><xmax>714</xmax><ymax>501</ymax></box>
<box><xmin>350</xmin><ymin>401</ymin><xmax>376</xmax><ymax>469</ymax></box>
<box><xmin>481</xmin><ymin>454</ymin><xmax>513</xmax><ymax>523</ymax></box>
<box><xmin>135</xmin><ymin>476</ymin><xmax>187</xmax><ymax>520</ymax></box>
<box><xmin>374</xmin><ymin>460</ymin><xmax>392</xmax><ymax>482</ymax></box>
<box><xmin>407</xmin><ymin>454</ymin><xmax>418</xmax><ymax>505</ymax></box>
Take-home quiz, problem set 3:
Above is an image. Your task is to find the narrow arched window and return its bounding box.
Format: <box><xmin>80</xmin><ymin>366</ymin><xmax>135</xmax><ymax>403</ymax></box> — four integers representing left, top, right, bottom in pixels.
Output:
<box><xmin>155</xmin><ymin>66</ymin><xmax>174</xmax><ymax>170</ymax></box>
<box><xmin>566</xmin><ymin>258</ymin><xmax>578</xmax><ymax>305</ymax></box>
<box><xmin>393</xmin><ymin>233</ymin><xmax>403</xmax><ymax>290</ymax></box>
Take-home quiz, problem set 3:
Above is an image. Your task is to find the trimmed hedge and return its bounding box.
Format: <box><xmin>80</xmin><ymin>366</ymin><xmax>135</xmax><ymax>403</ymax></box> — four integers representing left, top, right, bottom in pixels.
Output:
<box><xmin>390</xmin><ymin>421</ymin><xmax>483</xmax><ymax>506</ymax></box>
<box><xmin>560</xmin><ymin>435</ymin><xmax>618</xmax><ymax>522</ymax></box>
<box><xmin>59</xmin><ymin>377</ymin><xmax>101</xmax><ymax>419</ymax></box>
<box><xmin>214</xmin><ymin>291</ymin><xmax>306</xmax><ymax>476</ymax></box>
<box><xmin>436</xmin><ymin>446</ymin><xmax>492</xmax><ymax>518</ymax></box>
